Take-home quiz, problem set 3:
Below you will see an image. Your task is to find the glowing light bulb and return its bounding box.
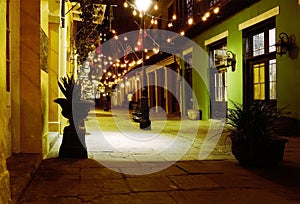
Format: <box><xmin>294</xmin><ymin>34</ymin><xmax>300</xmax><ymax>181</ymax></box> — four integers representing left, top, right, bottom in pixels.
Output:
<box><xmin>213</xmin><ymin>7</ymin><xmax>220</xmax><ymax>14</ymax></box>
<box><xmin>188</xmin><ymin>18</ymin><xmax>193</xmax><ymax>25</ymax></box>
<box><xmin>154</xmin><ymin>4</ymin><xmax>158</xmax><ymax>10</ymax></box>
<box><xmin>133</xmin><ymin>10</ymin><xmax>137</xmax><ymax>16</ymax></box>
<box><xmin>124</xmin><ymin>2</ymin><xmax>128</xmax><ymax>8</ymax></box>
<box><xmin>205</xmin><ymin>12</ymin><xmax>210</xmax><ymax>18</ymax></box>
<box><xmin>172</xmin><ymin>14</ymin><xmax>177</xmax><ymax>20</ymax></box>
<box><xmin>180</xmin><ymin>31</ymin><xmax>185</xmax><ymax>36</ymax></box>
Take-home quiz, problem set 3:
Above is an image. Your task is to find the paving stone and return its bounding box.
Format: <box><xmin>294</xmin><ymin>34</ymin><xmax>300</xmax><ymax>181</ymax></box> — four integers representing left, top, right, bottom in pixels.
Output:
<box><xmin>176</xmin><ymin>160</ymin><xmax>223</xmax><ymax>174</ymax></box>
<box><xmin>80</xmin><ymin>168</ymin><xmax>123</xmax><ymax>180</ymax></box>
<box><xmin>34</xmin><ymin>167</ymin><xmax>80</xmax><ymax>181</ymax></box>
<box><xmin>169</xmin><ymin>189</ymin><xmax>292</xmax><ymax>204</ymax></box>
<box><xmin>82</xmin><ymin>192</ymin><xmax>176</xmax><ymax>204</ymax></box>
<box><xmin>18</xmin><ymin>196</ymin><xmax>82</xmax><ymax>204</ymax></box>
<box><xmin>20</xmin><ymin>180</ymin><xmax>81</xmax><ymax>197</ymax></box>
<box><xmin>169</xmin><ymin>174</ymin><xmax>221</xmax><ymax>190</ymax></box>
<box><xmin>79</xmin><ymin>178</ymin><xmax>130</xmax><ymax>195</ymax></box>
<box><xmin>126</xmin><ymin>176</ymin><xmax>178</xmax><ymax>192</ymax></box>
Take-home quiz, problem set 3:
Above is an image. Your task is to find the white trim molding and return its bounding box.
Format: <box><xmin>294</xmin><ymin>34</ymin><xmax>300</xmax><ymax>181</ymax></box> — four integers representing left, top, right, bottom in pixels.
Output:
<box><xmin>239</xmin><ymin>6</ymin><xmax>279</xmax><ymax>30</ymax></box>
<box><xmin>183</xmin><ymin>47</ymin><xmax>193</xmax><ymax>56</ymax></box>
<box><xmin>204</xmin><ymin>31</ymin><xmax>229</xmax><ymax>46</ymax></box>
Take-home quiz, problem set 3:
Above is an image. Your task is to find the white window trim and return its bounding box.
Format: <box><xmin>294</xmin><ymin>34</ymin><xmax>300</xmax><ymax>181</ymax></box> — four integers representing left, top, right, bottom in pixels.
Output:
<box><xmin>183</xmin><ymin>47</ymin><xmax>193</xmax><ymax>56</ymax></box>
<box><xmin>239</xmin><ymin>6</ymin><xmax>279</xmax><ymax>31</ymax></box>
<box><xmin>204</xmin><ymin>31</ymin><xmax>228</xmax><ymax>46</ymax></box>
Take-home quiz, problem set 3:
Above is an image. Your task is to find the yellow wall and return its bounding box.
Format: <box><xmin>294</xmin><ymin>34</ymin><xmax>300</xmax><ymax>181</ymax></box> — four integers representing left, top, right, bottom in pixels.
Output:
<box><xmin>41</xmin><ymin>0</ymin><xmax>49</xmax><ymax>156</ymax></box>
<box><xmin>20</xmin><ymin>0</ymin><xmax>43</xmax><ymax>153</ymax></box>
<box><xmin>0</xmin><ymin>0</ymin><xmax>12</xmax><ymax>202</ymax></box>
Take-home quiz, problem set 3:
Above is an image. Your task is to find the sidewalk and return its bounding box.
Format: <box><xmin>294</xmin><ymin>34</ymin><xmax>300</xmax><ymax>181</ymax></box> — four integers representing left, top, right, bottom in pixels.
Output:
<box><xmin>16</xmin><ymin>109</ymin><xmax>300</xmax><ymax>203</ymax></box>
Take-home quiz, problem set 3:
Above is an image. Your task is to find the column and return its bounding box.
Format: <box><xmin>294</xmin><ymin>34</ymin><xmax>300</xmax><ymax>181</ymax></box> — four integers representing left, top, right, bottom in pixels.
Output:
<box><xmin>0</xmin><ymin>1</ymin><xmax>12</xmax><ymax>202</ymax></box>
<box><xmin>20</xmin><ymin>0</ymin><xmax>43</xmax><ymax>153</ymax></box>
<box><xmin>154</xmin><ymin>70</ymin><xmax>159</xmax><ymax>112</ymax></box>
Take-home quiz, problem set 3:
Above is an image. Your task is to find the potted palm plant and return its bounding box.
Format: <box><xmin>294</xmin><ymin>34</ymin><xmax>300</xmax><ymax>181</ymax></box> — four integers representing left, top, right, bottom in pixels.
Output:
<box><xmin>227</xmin><ymin>101</ymin><xmax>288</xmax><ymax>166</ymax></box>
<box><xmin>54</xmin><ymin>75</ymin><xmax>93</xmax><ymax>158</ymax></box>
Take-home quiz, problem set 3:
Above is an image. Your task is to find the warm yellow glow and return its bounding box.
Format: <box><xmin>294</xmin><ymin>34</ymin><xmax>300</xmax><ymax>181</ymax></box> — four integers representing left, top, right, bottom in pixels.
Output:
<box><xmin>151</xmin><ymin>18</ymin><xmax>154</xmax><ymax>24</ymax></box>
<box><xmin>213</xmin><ymin>7</ymin><xmax>220</xmax><ymax>14</ymax></box>
<box><xmin>124</xmin><ymin>36</ymin><xmax>128</xmax><ymax>41</ymax></box>
<box><xmin>172</xmin><ymin>14</ymin><xmax>177</xmax><ymax>20</ymax></box>
<box><xmin>133</xmin><ymin>10</ymin><xmax>137</xmax><ymax>16</ymax></box>
<box><xmin>188</xmin><ymin>18</ymin><xmax>193</xmax><ymax>25</ymax></box>
<box><xmin>139</xmin><ymin>13</ymin><xmax>143</xmax><ymax>18</ymax></box>
<box><xmin>135</xmin><ymin>0</ymin><xmax>152</xmax><ymax>12</ymax></box>
<box><xmin>154</xmin><ymin>19</ymin><xmax>158</xmax><ymax>24</ymax></box>
<box><xmin>202</xmin><ymin>16</ymin><xmax>207</xmax><ymax>21</ymax></box>
<box><xmin>168</xmin><ymin>22</ymin><xmax>173</xmax><ymax>27</ymax></box>
<box><xmin>167</xmin><ymin>38</ymin><xmax>171</xmax><ymax>43</ymax></box>
<box><xmin>146</xmin><ymin>55</ymin><xmax>150</xmax><ymax>59</ymax></box>
<box><xmin>205</xmin><ymin>12</ymin><xmax>210</xmax><ymax>18</ymax></box>
<box><xmin>124</xmin><ymin>2</ymin><xmax>128</xmax><ymax>8</ymax></box>
<box><xmin>180</xmin><ymin>31</ymin><xmax>185</xmax><ymax>36</ymax></box>
<box><xmin>112</xmin><ymin>29</ymin><xmax>116</xmax><ymax>34</ymax></box>
<box><xmin>144</xmin><ymin>48</ymin><xmax>148</xmax><ymax>52</ymax></box>
<box><xmin>154</xmin><ymin>3</ymin><xmax>158</xmax><ymax>10</ymax></box>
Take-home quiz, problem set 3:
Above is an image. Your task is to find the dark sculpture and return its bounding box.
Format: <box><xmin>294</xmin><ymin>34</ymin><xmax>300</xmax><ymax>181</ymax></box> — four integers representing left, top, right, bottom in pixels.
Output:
<box><xmin>54</xmin><ymin>75</ymin><xmax>92</xmax><ymax>158</ymax></box>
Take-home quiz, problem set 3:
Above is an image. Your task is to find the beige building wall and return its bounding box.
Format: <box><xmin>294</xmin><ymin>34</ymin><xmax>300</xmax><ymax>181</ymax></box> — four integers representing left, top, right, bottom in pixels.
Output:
<box><xmin>10</xmin><ymin>0</ymin><xmax>21</xmax><ymax>155</ymax></box>
<box><xmin>48</xmin><ymin>0</ymin><xmax>60</xmax><ymax>133</ymax></box>
<box><xmin>0</xmin><ymin>1</ymin><xmax>12</xmax><ymax>203</ymax></box>
<box><xmin>19</xmin><ymin>0</ymin><xmax>43</xmax><ymax>153</ymax></box>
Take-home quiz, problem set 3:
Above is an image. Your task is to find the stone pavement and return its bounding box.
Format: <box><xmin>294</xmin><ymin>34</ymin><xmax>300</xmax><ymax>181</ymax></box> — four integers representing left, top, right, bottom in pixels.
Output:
<box><xmin>14</xmin><ymin>109</ymin><xmax>300</xmax><ymax>203</ymax></box>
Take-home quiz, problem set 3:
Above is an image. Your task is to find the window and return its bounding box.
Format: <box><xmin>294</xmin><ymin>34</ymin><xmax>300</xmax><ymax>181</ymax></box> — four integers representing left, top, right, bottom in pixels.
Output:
<box><xmin>186</xmin><ymin>0</ymin><xmax>194</xmax><ymax>18</ymax></box>
<box><xmin>209</xmin><ymin>41</ymin><xmax>227</xmax><ymax>102</ymax></box>
<box><xmin>184</xmin><ymin>52</ymin><xmax>193</xmax><ymax>109</ymax></box>
<box><xmin>243</xmin><ymin>18</ymin><xmax>277</xmax><ymax>103</ymax></box>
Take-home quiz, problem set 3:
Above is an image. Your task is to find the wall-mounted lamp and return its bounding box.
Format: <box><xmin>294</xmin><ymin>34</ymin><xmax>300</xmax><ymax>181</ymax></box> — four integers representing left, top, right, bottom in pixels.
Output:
<box><xmin>215</xmin><ymin>51</ymin><xmax>236</xmax><ymax>72</ymax></box>
<box><xmin>275</xmin><ymin>32</ymin><xmax>290</xmax><ymax>56</ymax></box>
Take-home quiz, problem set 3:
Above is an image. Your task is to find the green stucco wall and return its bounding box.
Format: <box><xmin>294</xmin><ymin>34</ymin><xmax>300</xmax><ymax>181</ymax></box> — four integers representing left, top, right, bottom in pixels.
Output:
<box><xmin>191</xmin><ymin>0</ymin><xmax>300</xmax><ymax>120</ymax></box>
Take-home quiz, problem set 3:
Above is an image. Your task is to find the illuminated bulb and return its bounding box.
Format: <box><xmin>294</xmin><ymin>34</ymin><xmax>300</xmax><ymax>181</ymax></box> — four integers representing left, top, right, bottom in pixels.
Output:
<box><xmin>188</xmin><ymin>17</ymin><xmax>193</xmax><ymax>25</ymax></box>
<box><xmin>124</xmin><ymin>1</ymin><xmax>128</xmax><ymax>8</ymax></box>
<box><xmin>154</xmin><ymin>19</ymin><xmax>158</xmax><ymax>24</ymax></box>
<box><xmin>168</xmin><ymin>22</ymin><xmax>173</xmax><ymax>28</ymax></box>
<box><xmin>172</xmin><ymin>14</ymin><xmax>177</xmax><ymax>20</ymax></box>
<box><xmin>124</xmin><ymin>36</ymin><xmax>128</xmax><ymax>41</ymax></box>
<box><xmin>144</xmin><ymin>48</ymin><xmax>148</xmax><ymax>53</ymax></box>
<box><xmin>107</xmin><ymin>72</ymin><xmax>112</xmax><ymax>76</ymax></box>
<box><xmin>103</xmin><ymin>69</ymin><xmax>107</xmax><ymax>73</ymax></box>
<box><xmin>154</xmin><ymin>4</ymin><xmax>158</xmax><ymax>10</ymax></box>
<box><xmin>114</xmin><ymin>35</ymin><xmax>118</xmax><ymax>40</ymax></box>
<box><xmin>133</xmin><ymin>10</ymin><xmax>137</xmax><ymax>16</ymax></box>
<box><xmin>146</xmin><ymin>56</ymin><xmax>150</xmax><ymax>59</ymax></box>
<box><xmin>180</xmin><ymin>31</ymin><xmax>185</xmax><ymax>36</ymax></box>
<box><xmin>205</xmin><ymin>12</ymin><xmax>210</xmax><ymax>18</ymax></box>
<box><xmin>167</xmin><ymin>38</ymin><xmax>171</xmax><ymax>43</ymax></box>
<box><xmin>213</xmin><ymin>7</ymin><xmax>220</xmax><ymax>14</ymax></box>
<box><xmin>137</xmin><ymin>41</ymin><xmax>142</xmax><ymax>46</ymax></box>
<box><xmin>151</xmin><ymin>18</ymin><xmax>154</xmax><ymax>24</ymax></box>
<box><xmin>202</xmin><ymin>16</ymin><xmax>207</xmax><ymax>21</ymax></box>
<box><xmin>112</xmin><ymin>29</ymin><xmax>116</xmax><ymax>34</ymax></box>
<box><xmin>139</xmin><ymin>13</ymin><xmax>143</xmax><ymax>18</ymax></box>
